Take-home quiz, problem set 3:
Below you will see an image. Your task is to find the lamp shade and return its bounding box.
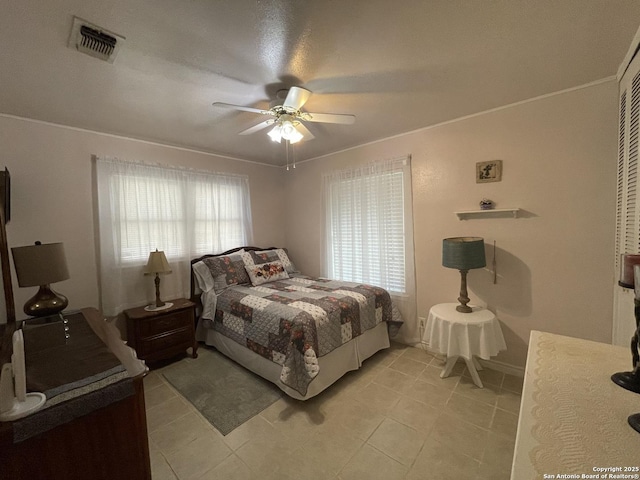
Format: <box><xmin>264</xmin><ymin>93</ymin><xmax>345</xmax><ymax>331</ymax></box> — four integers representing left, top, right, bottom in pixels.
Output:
<box><xmin>442</xmin><ymin>237</ymin><xmax>486</xmax><ymax>270</ymax></box>
<box><xmin>619</xmin><ymin>254</ymin><xmax>640</xmax><ymax>288</ymax></box>
<box><xmin>12</xmin><ymin>241</ymin><xmax>70</xmax><ymax>287</ymax></box>
<box><xmin>144</xmin><ymin>249</ymin><xmax>172</xmax><ymax>275</ymax></box>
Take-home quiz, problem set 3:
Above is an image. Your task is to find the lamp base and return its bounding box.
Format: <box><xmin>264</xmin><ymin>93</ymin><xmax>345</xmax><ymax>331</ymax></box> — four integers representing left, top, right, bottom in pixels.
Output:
<box><xmin>611</xmin><ymin>370</ymin><xmax>640</xmax><ymax>394</ymax></box>
<box><xmin>629</xmin><ymin>413</ymin><xmax>640</xmax><ymax>434</ymax></box>
<box><xmin>24</xmin><ymin>285</ymin><xmax>68</xmax><ymax>318</ymax></box>
<box><xmin>456</xmin><ymin>304</ymin><xmax>473</xmax><ymax>313</ymax></box>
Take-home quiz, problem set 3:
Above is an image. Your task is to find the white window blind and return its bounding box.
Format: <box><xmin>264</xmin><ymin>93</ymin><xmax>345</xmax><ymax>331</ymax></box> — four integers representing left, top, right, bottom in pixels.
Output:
<box><xmin>323</xmin><ymin>159</ymin><xmax>407</xmax><ymax>293</ymax></box>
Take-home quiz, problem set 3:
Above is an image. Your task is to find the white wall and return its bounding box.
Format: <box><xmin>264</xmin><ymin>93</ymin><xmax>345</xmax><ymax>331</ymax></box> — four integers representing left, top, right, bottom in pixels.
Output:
<box><xmin>284</xmin><ymin>80</ymin><xmax>618</xmax><ymax>368</ymax></box>
<box><xmin>0</xmin><ymin>116</ymin><xmax>286</xmax><ymax>319</ymax></box>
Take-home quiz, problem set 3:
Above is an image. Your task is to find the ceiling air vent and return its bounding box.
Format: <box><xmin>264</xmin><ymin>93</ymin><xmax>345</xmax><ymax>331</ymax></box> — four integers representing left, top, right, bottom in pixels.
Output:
<box><xmin>68</xmin><ymin>16</ymin><xmax>125</xmax><ymax>64</ymax></box>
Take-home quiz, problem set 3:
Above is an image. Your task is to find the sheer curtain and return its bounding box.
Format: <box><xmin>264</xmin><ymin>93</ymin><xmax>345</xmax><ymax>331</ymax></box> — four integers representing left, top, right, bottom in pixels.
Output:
<box><xmin>322</xmin><ymin>156</ymin><xmax>418</xmax><ymax>345</ymax></box>
<box><xmin>95</xmin><ymin>157</ymin><xmax>253</xmax><ymax>316</ymax></box>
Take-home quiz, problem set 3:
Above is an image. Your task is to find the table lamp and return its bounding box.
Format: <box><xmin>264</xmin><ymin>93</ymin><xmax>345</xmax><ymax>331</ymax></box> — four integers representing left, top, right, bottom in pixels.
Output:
<box><xmin>442</xmin><ymin>237</ymin><xmax>486</xmax><ymax>313</ymax></box>
<box><xmin>144</xmin><ymin>249</ymin><xmax>172</xmax><ymax>311</ymax></box>
<box><xmin>611</xmin><ymin>254</ymin><xmax>640</xmax><ymax>394</ymax></box>
<box><xmin>11</xmin><ymin>241</ymin><xmax>70</xmax><ymax>317</ymax></box>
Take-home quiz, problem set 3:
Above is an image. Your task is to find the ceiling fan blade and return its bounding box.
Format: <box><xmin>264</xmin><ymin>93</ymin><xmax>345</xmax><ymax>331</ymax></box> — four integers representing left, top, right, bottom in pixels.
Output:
<box><xmin>303</xmin><ymin>112</ymin><xmax>356</xmax><ymax>125</ymax></box>
<box><xmin>295</xmin><ymin>122</ymin><xmax>315</xmax><ymax>141</ymax></box>
<box><xmin>212</xmin><ymin>102</ymin><xmax>271</xmax><ymax>115</ymax></box>
<box><xmin>239</xmin><ymin>120</ymin><xmax>273</xmax><ymax>135</ymax></box>
<box><xmin>283</xmin><ymin>87</ymin><xmax>311</xmax><ymax>111</ymax></box>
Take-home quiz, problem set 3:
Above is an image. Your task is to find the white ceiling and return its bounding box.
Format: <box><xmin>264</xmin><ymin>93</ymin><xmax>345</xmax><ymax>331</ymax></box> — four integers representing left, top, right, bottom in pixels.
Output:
<box><xmin>1</xmin><ymin>1</ymin><xmax>639</xmax><ymax>167</ymax></box>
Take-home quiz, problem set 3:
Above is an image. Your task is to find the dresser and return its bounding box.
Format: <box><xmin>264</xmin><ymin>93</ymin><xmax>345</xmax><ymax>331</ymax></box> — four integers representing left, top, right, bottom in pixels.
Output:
<box><xmin>0</xmin><ymin>308</ymin><xmax>151</xmax><ymax>480</ymax></box>
<box><xmin>125</xmin><ymin>298</ymin><xmax>198</xmax><ymax>363</ymax></box>
<box><xmin>511</xmin><ymin>331</ymin><xmax>640</xmax><ymax>479</ymax></box>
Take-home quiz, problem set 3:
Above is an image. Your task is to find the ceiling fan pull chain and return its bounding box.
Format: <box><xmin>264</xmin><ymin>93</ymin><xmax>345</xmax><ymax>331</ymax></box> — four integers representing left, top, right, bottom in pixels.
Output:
<box><xmin>286</xmin><ymin>140</ymin><xmax>290</xmax><ymax>171</ymax></box>
<box><xmin>292</xmin><ymin>142</ymin><xmax>296</xmax><ymax>169</ymax></box>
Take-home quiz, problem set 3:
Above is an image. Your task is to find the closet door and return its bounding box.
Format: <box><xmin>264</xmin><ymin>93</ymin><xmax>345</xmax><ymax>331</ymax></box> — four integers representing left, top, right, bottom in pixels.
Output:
<box><xmin>613</xmin><ymin>51</ymin><xmax>640</xmax><ymax>346</ymax></box>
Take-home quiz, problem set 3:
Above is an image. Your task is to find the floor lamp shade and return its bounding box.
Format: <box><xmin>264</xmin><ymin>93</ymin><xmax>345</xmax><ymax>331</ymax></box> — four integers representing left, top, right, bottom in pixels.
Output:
<box><xmin>11</xmin><ymin>241</ymin><xmax>70</xmax><ymax>317</ymax></box>
<box><xmin>442</xmin><ymin>237</ymin><xmax>486</xmax><ymax>313</ymax></box>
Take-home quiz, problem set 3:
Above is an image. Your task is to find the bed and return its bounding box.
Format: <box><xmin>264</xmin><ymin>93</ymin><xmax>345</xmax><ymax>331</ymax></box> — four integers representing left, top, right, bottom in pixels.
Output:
<box><xmin>190</xmin><ymin>246</ymin><xmax>403</xmax><ymax>400</ymax></box>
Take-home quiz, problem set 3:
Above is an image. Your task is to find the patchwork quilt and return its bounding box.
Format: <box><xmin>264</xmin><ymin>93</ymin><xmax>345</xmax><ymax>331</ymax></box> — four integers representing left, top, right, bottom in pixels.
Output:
<box><xmin>201</xmin><ymin>275</ymin><xmax>403</xmax><ymax>395</ymax></box>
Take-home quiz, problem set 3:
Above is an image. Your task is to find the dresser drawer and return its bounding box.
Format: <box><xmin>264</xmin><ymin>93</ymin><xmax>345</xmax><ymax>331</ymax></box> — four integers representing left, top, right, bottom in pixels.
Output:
<box><xmin>138</xmin><ymin>308</ymin><xmax>193</xmax><ymax>339</ymax></box>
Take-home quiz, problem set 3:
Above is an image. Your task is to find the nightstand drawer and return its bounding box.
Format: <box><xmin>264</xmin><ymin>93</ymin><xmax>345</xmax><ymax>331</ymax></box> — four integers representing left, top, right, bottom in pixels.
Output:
<box><xmin>136</xmin><ymin>327</ymin><xmax>193</xmax><ymax>356</ymax></box>
<box><xmin>138</xmin><ymin>308</ymin><xmax>192</xmax><ymax>338</ymax></box>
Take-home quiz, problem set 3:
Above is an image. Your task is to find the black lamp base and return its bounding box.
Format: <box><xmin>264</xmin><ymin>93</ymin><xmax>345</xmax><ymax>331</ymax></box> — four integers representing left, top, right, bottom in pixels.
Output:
<box><xmin>629</xmin><ymin>413</ymin><xmax>640</xmax><ymax>433</ymax></box>
<box><xmin>611</xmin><ymin>371</ymin><xmax>640</xmax><ymax>394</ymax></box>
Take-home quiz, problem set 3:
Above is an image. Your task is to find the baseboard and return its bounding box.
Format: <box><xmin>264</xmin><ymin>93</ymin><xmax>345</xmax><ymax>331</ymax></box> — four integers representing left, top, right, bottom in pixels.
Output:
<box><xmin>418</xmin><ymin>340</ymin><xmax>525</xmax><ymax>378</ymax></box>
<box><xmin>476</xmin><ymin>357</ymin><xmax>524</xmax><ymax>378</ymax></box>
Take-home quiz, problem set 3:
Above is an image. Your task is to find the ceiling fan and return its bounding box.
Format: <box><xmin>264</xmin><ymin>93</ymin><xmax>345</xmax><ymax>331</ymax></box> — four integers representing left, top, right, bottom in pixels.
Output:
<box><xmin>213</xmin><ymin>86</ymin><xmax>355</xmax><ymax>144</ymax></box>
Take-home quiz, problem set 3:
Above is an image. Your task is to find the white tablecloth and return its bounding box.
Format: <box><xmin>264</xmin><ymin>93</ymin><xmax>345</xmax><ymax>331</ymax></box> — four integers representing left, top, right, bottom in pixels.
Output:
<box><xmin>425</xmin><ymin>303</ymin><xmax>506</xmax><ymax>360</ymax></box>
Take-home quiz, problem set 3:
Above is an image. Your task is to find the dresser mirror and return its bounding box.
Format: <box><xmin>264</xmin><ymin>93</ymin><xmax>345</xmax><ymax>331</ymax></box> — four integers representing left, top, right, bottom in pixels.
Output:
<box><xmin>0</xmin><ymin>167</ymin><xmax>16</xmax><ymax>366</ymax></box>
<box><xmin>0</xmin><ymin>167</ymin><xmax>14</xmax><ymax>325</ymax></box>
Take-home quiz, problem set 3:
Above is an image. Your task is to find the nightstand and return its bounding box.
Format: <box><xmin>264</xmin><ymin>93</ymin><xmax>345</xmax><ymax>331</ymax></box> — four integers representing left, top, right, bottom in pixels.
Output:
<box><xmin>125</xmin><ymin>298</ymin><xmax>198</xmax><ymax>364</ymax></box>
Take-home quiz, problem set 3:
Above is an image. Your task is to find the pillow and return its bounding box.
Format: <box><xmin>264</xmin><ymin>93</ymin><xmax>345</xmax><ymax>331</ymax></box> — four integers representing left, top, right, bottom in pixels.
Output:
<box><xmin>242</xmin><ymin>248</ymin><xmax>299</xmax><ymax>274</ymax></box>
<box><xmin>192</xmin><ymin>260</ymin><xmax>215</xmax><ymax>293</ymax></box>
<box><xmin>245</xmin><ymin>261</ymin><xmax>289</xmax><ymax>286</ymax></box>
<box><xmin>202</xmin><ymin>252</ymin><xmax>250</xmax><ymax>294</ymax></box>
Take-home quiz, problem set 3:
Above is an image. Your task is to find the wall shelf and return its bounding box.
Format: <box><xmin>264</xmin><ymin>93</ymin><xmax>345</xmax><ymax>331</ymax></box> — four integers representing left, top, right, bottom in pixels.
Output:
<box><xmin>455</xmin><ymin>208</ymin><xmax>520</xmax><ymax>220</ymax></box>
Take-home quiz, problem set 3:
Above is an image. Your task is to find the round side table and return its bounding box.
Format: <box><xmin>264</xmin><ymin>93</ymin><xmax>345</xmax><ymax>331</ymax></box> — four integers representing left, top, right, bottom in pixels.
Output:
<box><xmin>425</xmin><ymin>303</ymin><xmax>507</xmax><ymax>388</ymax></box>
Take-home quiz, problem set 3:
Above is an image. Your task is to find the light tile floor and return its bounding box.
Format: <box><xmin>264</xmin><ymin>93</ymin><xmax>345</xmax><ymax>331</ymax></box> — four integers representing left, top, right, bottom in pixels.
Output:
<box><xmin>144</xmin><ymin>343</ymin><xmax>523</xmax><ymax>480</ymax></box>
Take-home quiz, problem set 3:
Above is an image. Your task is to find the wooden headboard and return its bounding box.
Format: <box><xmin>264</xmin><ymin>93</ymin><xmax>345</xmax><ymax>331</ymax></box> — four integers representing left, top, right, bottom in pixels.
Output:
<box><xmin>189</xmin><ymin>246</ymin><xmax>281</xmax><ymax>305</ymax></box>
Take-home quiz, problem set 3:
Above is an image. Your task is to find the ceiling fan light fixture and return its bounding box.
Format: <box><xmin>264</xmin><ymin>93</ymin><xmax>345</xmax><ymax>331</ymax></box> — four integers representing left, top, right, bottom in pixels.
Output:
<box><xmin>281</xmin><ymin>120</ymin><xmax>296</xmax><ymax>137</ymax></box>
<box><xmin>277</xmin><ymin>116</ymin><xmax>303</xmax><ymax>144</ymax></box>
<box><xmin>213</xmin><ymin>86</ymin><xmax>354</xmax><ymax>146</ymax></box>
<box><xmin>285</xmin><ymin>126</ymin><xmax>303</xmax><ymax>144</ymax></box>
<box><xmin>267</xmin><ymin>125</ymin><xmax>282</xmax><ymax>143</ymax></box>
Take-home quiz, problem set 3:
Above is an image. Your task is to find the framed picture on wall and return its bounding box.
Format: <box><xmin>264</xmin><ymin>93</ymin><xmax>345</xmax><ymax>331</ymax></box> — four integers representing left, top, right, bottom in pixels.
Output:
<box><xmin>476</xmin><ymin>160</ymin><xmax>502</xmax><ymax>183</ymax></box>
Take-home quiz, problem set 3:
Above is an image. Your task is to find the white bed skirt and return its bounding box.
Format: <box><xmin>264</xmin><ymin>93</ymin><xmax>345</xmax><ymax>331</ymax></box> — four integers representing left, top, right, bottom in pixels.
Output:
<box><xmin>198</xmin><ymin>321</ymin><xmax>391</xmax><ymax>400</ymax></box>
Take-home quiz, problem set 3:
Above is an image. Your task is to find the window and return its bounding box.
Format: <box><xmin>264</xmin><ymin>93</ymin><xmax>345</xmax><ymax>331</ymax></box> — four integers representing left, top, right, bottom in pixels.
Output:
<box><xmin>95</xmin><ymin>157</ymin><xmax>253</xmax><ymax>315</ymax></box>
<box><xmin>99</xmin><ymin>159</ymin><xmax>253</xmax><ymax>264</ymax></box>
<box><xmin>323</xmin><ymin>158</ymin><xmax>409</xmax><ymax>293</ymax></box>
<box><xmin>115</xmin><ymin>174</ymin><xmax>185</xmax><ymax>262</ymax></box>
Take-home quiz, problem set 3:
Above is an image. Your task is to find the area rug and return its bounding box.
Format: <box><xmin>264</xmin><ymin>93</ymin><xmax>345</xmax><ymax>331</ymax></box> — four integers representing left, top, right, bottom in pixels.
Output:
<box><xmin>162</xmin><ymin>347</ymin><xmax>283</xmax><ymax>435</ymax></box>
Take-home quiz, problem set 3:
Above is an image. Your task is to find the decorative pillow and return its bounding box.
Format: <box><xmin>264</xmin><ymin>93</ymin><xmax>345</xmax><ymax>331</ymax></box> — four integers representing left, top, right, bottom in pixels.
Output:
<box><xmin>242</xmin><ymin>248</ymin><xmax>299</xmax><ymax>274</ymax></box>
<box><xmin>203</xmin><ymin>252</ymin><xmax>250</xmax><ymax>294</ymax></box>
<box><xmin>245</xmin><ymin>261</ymin><xmax>289</xmax><ymax>286</ymax></box>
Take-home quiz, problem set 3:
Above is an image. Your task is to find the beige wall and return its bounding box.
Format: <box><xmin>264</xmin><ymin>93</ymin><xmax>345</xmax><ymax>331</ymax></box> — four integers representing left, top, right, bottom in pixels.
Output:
<box><xmin>284</xmin><ymin>80</ymin><xmax>618</xmax><ymax>368</ymax></box>
<box><xmin>0</xmin><ymin>80</ymin><xmax>619</xmax><ymax>368</ymax></box>
<box><xmin>0</xmin><ymin>116</ymin><xmax>286</xmax><ymax>318</ymax></box>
